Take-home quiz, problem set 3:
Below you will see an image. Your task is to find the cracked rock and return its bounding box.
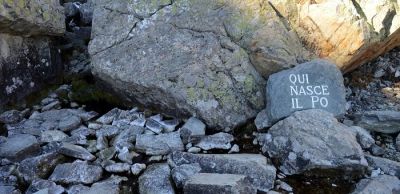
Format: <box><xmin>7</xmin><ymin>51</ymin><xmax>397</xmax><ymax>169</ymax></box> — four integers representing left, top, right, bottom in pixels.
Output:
<box><xmin>49</xmin><ymin>160</ymin><xmax>103</xmax><ymax>184</ymax></box>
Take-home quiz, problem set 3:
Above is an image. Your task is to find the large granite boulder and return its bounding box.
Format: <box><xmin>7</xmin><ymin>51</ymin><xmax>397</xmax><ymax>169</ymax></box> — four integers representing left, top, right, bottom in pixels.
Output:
<box><xmin>261</xmin><ymin>109</ymin><xmax>368</xmax><ymax>177</ymax></box>
<box><xmin>0</xmin><ymin>0</ymin><xmax>65</xmax><ymax>36</ymax></box>
<box><xmin>89</xmin><ymin>0</ymin><xmax>310</xmax><ymax>130</ymax></box>
<box><xmin>269</xmin><ymin>0</ymin><xmax>400</xmax><ymax>72</ymax></box>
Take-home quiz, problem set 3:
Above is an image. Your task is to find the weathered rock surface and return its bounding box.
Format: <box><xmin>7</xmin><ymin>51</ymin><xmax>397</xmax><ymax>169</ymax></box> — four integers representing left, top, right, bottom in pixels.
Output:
<box><xmin>89</xmin><ymin>0</ymin><xmax>313</xmax><ymax>130</ymax></box>
<box><xmin>169</xmin><ymin>152</ymin><xmax>276</xmax><ymax>192</ymax></box>
<box><xmin>266</xmin><ymin>60</ymin><xmax>346</xmax><ymax>124</ymax></box>
<box><xmin>49</xmin><ymin>160</ymin><xmax>103</xmax><ymax>184</ymax></box>
<box><xmin>261</xmin><ymin>109</ymin><xmax>367</xmax><ymax>176</ymax></box>
<box><xmin>183</xmin><ymin>173</ymin><xmax>257</xmax><ymax>194</ymax></box>
<box><xmin>0</xmin><ymin>0</ymin><xmax>65</xmax><ymax>36</ymax></box>
<box><xmin>0</xmin><ymin>110</ymin><xmax>22</xmax><ymax>124</ymax></box>
<box><xmin>18</xmin><ymin>152</ymin><xmax>66</xmax><ymax>183</ymax></box>
<box><xmin>351</xmin><ymin>175</ymin><xmax>400</xmax><ymax>194</ymax></box>
<box><xmin>269</xmin><ymin>0</ymin><xmax>400</xmax><ymax>72</ymax></box>
<box><xmin>0</xmin><ymin>134</ymin><xmax>40</xmax><ymax>161</ymax></box>
<box><xmin>25</xmin><ymin>179</ymin><xmax>64</xmax><ymax>194</ymax></box>
<box><xmin>135</xmin><ymin>132</ymin><xmax>184</xmax><ymax>155</ymax></box>
<box><xmin>349</xmin><ymin>126</ymin><xmax>375</xmax><ymax>149</ymax></box>
<box><xmin>171</xmin><ymin>163</ymin><xmax>202</xmax><ymax>188</ymax></box>
<box><xmin>58</xmin><ymin>143</ymin><xmax>96</xmax><ymax>160</ymax></box>
<box><xmin>77</xmin><ymin>176</ymin><xmax>126</xmax><ymax>194</ymax></box>
<box><xmin>195</xmin><ymin>132</ymin><xmax>234</xmax><ymax>150</ymax></box>
<box><xmin>0</xmin><ymin>34</ymin><xmax>62</xmax><ymax>110</ymax></box>
<box><xmin>354</xmin><ymin>111</ymin><xmax>400</xmax><ymax>134</ymax></box>
<box><xmin>365</xmin><ymin>155</ymin><xmax>400</xmax><ymax>178</ymax></box>
<box><xmin>138</xmin><ymin>163</ymin><xmax>175</xmax><ymax>194</ymax></box>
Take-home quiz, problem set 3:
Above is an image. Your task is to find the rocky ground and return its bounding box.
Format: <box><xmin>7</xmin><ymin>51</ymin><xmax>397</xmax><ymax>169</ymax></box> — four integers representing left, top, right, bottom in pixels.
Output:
<box><xmin>1</xmin><ymin>51</ymin><xmax>400</xmax><ymax>193</ymax></box>
<box><xmin>1</xmin><ymin>0</ymin><xmax>400</xmax><ymax>194</ymax></box>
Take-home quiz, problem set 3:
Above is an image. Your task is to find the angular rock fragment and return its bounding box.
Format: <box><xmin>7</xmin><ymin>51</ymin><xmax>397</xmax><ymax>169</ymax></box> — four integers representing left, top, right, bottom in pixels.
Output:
<box><xmin>0</xmin><ymin>134</ymin><xmax>40</xmax><ymax>161</ymax></box>
<box><xmin>58</xmin><ymin>143</ymin><xmax>96</xmax><ymax>160</ymax></box>
<box><xmin>49</xmin><ymin>160</ymin><xmax>103</xmax><ymax>184</ymax></box>
<box><xmin>138</xmin><ymin>163</ymin><xmax>175</xmax><ymax>194</ymax></box>
<box><xmin>171</xmin><ymin>163</ymin><xmax>202</xmax><ymax>188</ymax></box>
<box><xmin>135</xmin><ymin>132</ymin><xmax>184</xmax><ymax>155</ymax></box>
<box><xmin>354</xmin><ymin>111</ymin><xmax>400</xmax><ymax>134</ymax></box>
<box><xmin>195</xmin><ymin>132</ymin><xmax>234</xmax><ymax>150</ymax></box>
<box><xmin>183</xmin><ymin>173</ymin><xmax>256</xmax><ymax>194</ymax></box>
<box><xmin>351</xmin><ymin>175</ymin><xmax>400</xmax><ymax>194</ymax></box>
<box><xmin>261</xmin><ymin>109</ymin><xmax>368</xmax><ymax>176</ymax></box>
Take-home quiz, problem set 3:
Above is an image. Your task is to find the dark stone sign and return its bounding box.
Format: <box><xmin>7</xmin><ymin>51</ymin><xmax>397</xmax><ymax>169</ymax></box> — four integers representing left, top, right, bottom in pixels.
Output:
<box><xmin>266</xmin><ymin>59</ymin><xmax>346</xmax><ymax>123</ymax></box>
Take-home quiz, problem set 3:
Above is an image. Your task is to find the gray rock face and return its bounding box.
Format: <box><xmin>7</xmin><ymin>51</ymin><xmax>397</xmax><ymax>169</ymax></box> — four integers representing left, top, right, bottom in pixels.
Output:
<box><xmin>0</xmin><ymin>110</ymin><xmax>22</xmax><ymax>124</ymax></box>
<box><xmin>354</xmin><ymin>111</ymin><xmax>400</xmax><ymax>134</ymax></box>
<box><xmin>171</xmin><ymin>163</ymin><xmax>202</xmax><ymax>188</ymax></box>
<box><xmin>18</xmin><ymin>152</ymin><xmax>66</xmax><ymax>183</ymax></box>
<box><xmin>105</xmin><ymin>163</ymin><xmax>131</xmax><ymax>173</ymax></box>
<box><xmin>88</xmin><ymin>0</ymin><xmax>313</xmax><ymax>130</ymax></box>
<box><xmin>266</xmin><ymin>60</ymin><xmax>346</xmax><ymax>124</ymax></box>
<box><xmin>49</xmin><ymin>160</ymin><xmax>103</xmax><ymax>184</ymax></box>
<box><xmin>135</xmin><ymin>132</ymin><xmax>184</xmax><ymax>155</ymax></box>
<box><xmin>183</xmin><ymin>173</ymin><xmax>256</xmax><ymax>194</ymax></box>
<box><xmin>77</xmin><ymin>176</ymin><xmax>126</xmax><ymax>194</ymax></box>
<box><xmin>58</xmin><ymin>143</ymin><xmax>96</xmax><ymax>160</ymax></box>
<box><xmin>111</xmin><ymin>125</ymin><xmax>144</xmax><ymax>147</ymax></box>
<box><xmin>255</xmin><ymin>109</ymin><xmax>271</xmax><ymax>131</ymax></box>
<box><xmin>365</xmin><ymin>155</ymin><xmax>400</xmax><ymax>178</ymax></box>
<box><xmin>396</xmin><ymin>134</ymin><xmax>400</xmax><ymax>151</ymax></box>
<box><xmin>169</xmin><ymin>152</ymin><xmax>276</xmax><ymax>192</ymax></box>
<box><xmin>0</xmin><ymin>186</ymin><xmax>20</xmax><ymax>194</ymax></box>
<box><xmin>195</xmin><ymin>132</ymin><xmax>234</xmax><ymax>150</ymax></box>
<box><xmin>351</xmin><ymin>175</ymin><xmax>400</xmax><ymax>194</ymax></box>
<box><xmin>138</xmin><ymin>163</ymin><xmax>175</xmax><ymax>194</ymax></box>
<box><xmin>0</xmin><ymin>0</ymin><xmax>65</xmax><ymax>36</ymax></box>
<box><xmin>0</xmin><ymin>34</ymin><xmax>62</xmax><ymax>110</ymax></box>
<box><xmin>261</xmin><ymin>109</ymin><xmax>367</xmax><ymax>176</ymax></box>
<box><xmin>349</xmin><ymin>126</ymin><xmax>375</xmax><ymax>149</ymax></box>
<box><xmin>0</xmin><ymin>134</ymin><xmax>40</xmax><ymax>161</ymax></box>
<box><xmin>180</xmin><ymin>117</ymin><xmax>206</xmax><ymax>144</ymax></box>
<box><xmin>40</xmin><ymin>130</ymin><xmax>68</xmax><ymax>143</ymax></box>
<box><xmin>25</xmin><ymin>179</ymin><xmax>64</xmax><ymax>194</ymax></box>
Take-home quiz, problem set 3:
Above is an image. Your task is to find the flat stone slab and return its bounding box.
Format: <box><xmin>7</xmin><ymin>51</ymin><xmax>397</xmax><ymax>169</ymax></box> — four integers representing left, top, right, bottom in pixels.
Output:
<box><xmin>351</xmin><ymin>175</ymin><xmax>400</xmax><ymax>194</ymax></box>
<box><xmin>49</xmin><ymin>160</ymin><xmax>103</xmax><ymax>184</ymax></box>
<box><xmin>183</xmin><ymin>173</ymin><xmax>256</xmax><ymax>194</ymax></box>
<box><xmin>365</xmin><ymin>155</ymin><xmax>400</xmax><ymax>178</ymax></box>
<box><xmin>195</xmin><ymin>132</ymin><xmax>234</xmax><ymax>150</ymax></box>
<box><xmin>266</xmin><ymin>59</ymin><xmax>346</xmax><ymax>124</ymax></box>
<box><xmin>0</xmin><ymin>134</ymin><xmax>40</xmax><ymax>161</ymax></box>
<box><xmin>354</xmin><ymin>111</ymin><xmax>400</xmax><ymax>134</ymax></box>
<box><xmin>135</xmin><ymin>132</ymin><xmax>184</xmax><ymax>155</ymax></box>
<box><xmin>169</xmin><ymin>152</ymin><xmax>276</xmax><ymax>192</ymax></box>
<box><xmin>58</xmin><ymin>143</ymin><xmax>96</xmax><ymax>161</ymax></box>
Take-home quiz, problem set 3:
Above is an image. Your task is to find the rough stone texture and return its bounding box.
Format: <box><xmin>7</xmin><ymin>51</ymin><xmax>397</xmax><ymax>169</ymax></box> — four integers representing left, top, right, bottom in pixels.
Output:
<box><xmin>0</xmin><ymin>0</ymin><xmax>65</xmax><ymax>36</ymax></box>
<box><xmin>25</xmin><ymin>179</ymin><xmax>64</xmax><ymax>194</ymax></box>
<box><xmin>269</xmin><ymin>0</ymin><xmax>400</xmax><ymax>72</ymax></box>
<box><xmin>77</xmin><ymin>176</ymin><xmax>126</xmax><ymax>194</ymax></box>
<box><xmin>138</xmin><ymin>163</ymin><xmax>175</xmax><ymax>194</ymax></box>
<box><xmin>261</xmin><ymin>109</ymin><xmax>368</xmax><ymax>176</ymax></box>
<box><xmin>0</xmin><ymin>34</ymin><xmax>62</xmax><ymax>110</ymax></box>
<box><xmin>349</xmin><ymin>126</ymin><xmax>375</xmax><ymax>149</ymax></box>
<box><xmin>89</xmin><ymin>0</ymin><xmax>313</xmax><ymax>130</ymax></box>
<box><xmin>0</xmin><ymin>110</ymin><xmax>22</xmax><ymax>124</ymax></box>
<box><xmin>58</xmin><ymin>143</ymin><xmax>95</xmax><ymax>160</ymax></box>
<box><xmin>169</xmin><ymin>152</ymin><xmax>276</xmax><ymax>192</ymax></box>
<box><xmin>266</xmin><ymin>60</ymin><xmax>346</xmax><ymax>124</ymax></box>
<box><xmin>135</xmin><ymin>132</ymin><xmax>184</xmax><ymax>155</ymax></box>
<box><xmin>254</xmin><ymin>109</ymin><xmax>270</xmax><ymax>131</ymax></box>
<box><xmin>195</xmin><ymin>132</ymin><xmax>234</xmax><ymax>150</ymax></box>
<box><xmin>351</xmin><ymin>175</ymin><xmax>400</xmax><ymax>194</ymax></box>
<box><xmin>365</xmin><ymin>155</ymin><xmax>400</xmax><ymax>178</ymax></box>
<box><xmin>354</xmin><ymin>111</ymin><xmax>400</xmax><ymax>134</ymax></box>
<box><xmin>18</xmin><ymin>152</ymin><xmax>66</xmax><ymax>183</ymax></box>
<box><xmin>49</xmin><ymin>160</ymin><xmax>103</xmax><ymax>184</ymax></box>
<box><xmin>171</xmin><ymin>163</ymin><xmax>202</xmax><ymax>188</ymax></box>
<box><xmin>183</xmin><ymin>173</ymin><xmax>257</xmax><ymax>194</ymax></box>
<box><xmin>40</xmin><ymin>130</ymin><xmax>68</xmax><ymax>143</ymax></box>
<box><xmin>396</xmin><ymin>133</ymin><xmax>400</xmax><ymax>151</ymax></box>
<box><xmin>0</xmin><ymin>134</ymin><xmax>40</xmax><ymax>161</ymax></box>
